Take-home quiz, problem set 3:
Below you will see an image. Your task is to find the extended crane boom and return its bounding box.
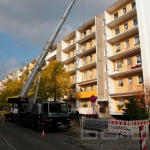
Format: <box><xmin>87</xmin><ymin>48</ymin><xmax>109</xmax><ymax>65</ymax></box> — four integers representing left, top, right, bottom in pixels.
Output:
<box><xmin>20</xmin><ymin>0</ymin><xmax>75</xmax><ymax>98</ymax></box>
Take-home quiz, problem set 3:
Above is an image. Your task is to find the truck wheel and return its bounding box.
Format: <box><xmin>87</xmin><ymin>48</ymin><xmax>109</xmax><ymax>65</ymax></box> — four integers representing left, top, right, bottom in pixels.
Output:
<box><xmin>51</xmin><ymin>124</ymin><xmax>58</xmax><ymax>129</ymax></box>
<box><xmin>31</xmin><ymin>120</ymin><xmax>37</xmax><ymax>130</ymax></box>
<box><xmin>5</xmin><ymin>116</ymin><xmax>9</xmax><ymax>119</ymax></box>
<box><xmin>11</xmin><ymin>116</ymin><xmax>14</xmax><ymax>121</ymax></box>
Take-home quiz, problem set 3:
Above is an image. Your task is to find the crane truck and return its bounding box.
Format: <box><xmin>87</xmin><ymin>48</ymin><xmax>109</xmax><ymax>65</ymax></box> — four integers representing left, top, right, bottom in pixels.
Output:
<box><xmin>8</xmin><ymin>0</ymin><xmax>75</xmax><ymax>130</ymax></box>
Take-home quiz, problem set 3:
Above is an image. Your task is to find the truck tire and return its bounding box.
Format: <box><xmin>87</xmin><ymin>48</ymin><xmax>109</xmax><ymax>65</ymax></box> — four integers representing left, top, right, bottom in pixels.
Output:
<box><xmin>5</xmin><ymin>115</ymin><xmax>9</xmax><ymax>119</ymax></box>
<box><xmin>31</xmin><ymin>120</ymin><xmax>38</xmax><ymax>130</ymax></box>
<box><xmin>51</xmin><ymin>123</ymin><xmax>58</xmax><ymax>129</ymax></box>
<box><xmin>11</xmin><ymin>116</ymin><xmax>14</xmax><ymax>121</ymax></box>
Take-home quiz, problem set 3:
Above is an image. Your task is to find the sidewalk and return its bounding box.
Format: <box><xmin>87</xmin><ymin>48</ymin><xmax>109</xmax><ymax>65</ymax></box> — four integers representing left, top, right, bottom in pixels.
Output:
<box><xmin>69</xmin><ymin>121</ymin><xmax>150</xmax><ymax>150</ymax></box>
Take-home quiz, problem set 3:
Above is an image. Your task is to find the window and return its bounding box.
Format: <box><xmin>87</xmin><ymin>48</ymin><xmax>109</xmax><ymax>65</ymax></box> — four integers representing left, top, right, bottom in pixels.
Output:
<box><xmin>68</xmin><ymin>64</ymin><xmax>70</xmax><ymax>69</ymax></box>
<box><xmin>83</xmin><ymin>43</ymin><xmax>86</xmax><ymax>51</ymax></box>
<box><xmin>128</xmin><ymin>77</ymin><xmax>132</xmax><ymax>84</ymax></box>
<box><xmin>116</xmin><ymin>44</ymin><xmax>121</xmax><ymax>52</ymax></box>
<box><xmin>138</xmin><ymin>75</ymin><xmax>143</xmax><ymax>84</ymax></box>
<box><xmin>90</xmin><ymin>55</ymin><xmax>92</xmax><ymax>61</ymax></box>
<box><xmin>118</xmin><ymin>98</ymin><xmax>124</xmax><ymax>105</ymax></box>
<box><xmin>68</xmin><ymin>52</ymin><xmax>70</xmax><ymax>58</ymax></box>
<box><xmin>72</xmin><ymin>75</ymin><xmax>74</xmax><ymax>81</ymax></box>
<box><xmin>126</xmin><ymin>57</ymin><xmax>131</xmax><ymax>66</ymax></box>
<box><xmin>123</xmin><ymin>7</ymin><xmax>126</xmax><ymax>13</ymax></box>
<box><xmin>90</xmin><ymin>85</ymin><xmax>93</xmax><ymax>90</ymax></box>
<box><xmin>84</xmin><ymin>31</ymin><xmax>86</xmax><ymax>37</ymax></box>
<box><xmin>89</xmin><ymin>28</ymin><xmax>92</xmax><ymax>33</ymax></box>
<box><xmin>68</xmin><ymin>41</ymin><xmax>70</xmax><ymax>46</ymax></box>
<box><xmin>83</xmin><ymin>57</ymin><xmax>87</xmax><ymax>64</ymax></box>
<box><xmin>115</xmin><ymin>28</ymin><xmax>120</xmax><ymax>35</ymax></box>
<box><xmin>124</xmin><ymin>23</ymin><xmax>128</xmax><ymax>30</ymax></box>
<box><xmin>84</xmin><ymin>87</ymin><xmax>87</xmax><ymax>91</ymax></box>
<box><xmin>105</xmin><ymin>65</ymin><xmax>107</xmax><ymax>72</ymax></box>
<box><xmin>125</xmin><ymin>40</ymin><xmax>130</xmax><ymax>47</ymax></box>
<box><xmin>83</xmin><ymin>71</ymin><xmax>87</xmax><ymax>78</ymax></box>
<box><xmin>118</xmin><ymin>79</ymin><xmax>123</xmax><ymax>87</ymax></box>
<box><xmin>133</xmin><ymin>18</ymin><xmax>138</xmax><ymax>26</ymax></box>
<box><xmin>90</xmin><ymin>70</ymin><xmax>93</xmax><ymax>76</ymax></box>
<box><xmin>131</xmin><ymin>2</ymin><xmax>136</xmax><ymax>9</ymax></box>
<box><xmin>72</xmin><ymin>50</ymin><xmax>74</xmax><ymax>56</ymax></box>
<box><xmin>114</xmin><ymin>12</ymin><xmax>118</xmax><ymax>20</ymax></box>
<box><xmin>103</xmin><ymin>19</ymin><xmax>105</xmax><ymax>26</ymax></box>
<box><xmin>72</xmin><ymin>38</ymin><xmax>74</xmax><ymax>43</ymax></box>
<box><xmin>116</xmin><ymin>61</ymin><xmax>122</xmax><ymax>69</ymax></box>
<box><xmin>136</xmin><ymin>55</ymin><xmax>141</xmax><ymax>64</ymax></box>
<box><xmin>103</xmin><ymin>34</ymin><xmax>106</xmax><ymax>41</ymax></box>
<box><xmin>72</xmin><ymin>62</ymin><xmax>74</xmax><ymax>69</ymax></box>
<box><xmin>104</xmin><ymin>49</ymin><xmax>106</xmax><ymax>56</ymax></box>
<box><xmin>135</xmin><ymin>36</ymin><xmax>140</xmax><ymax>45</ymax></box>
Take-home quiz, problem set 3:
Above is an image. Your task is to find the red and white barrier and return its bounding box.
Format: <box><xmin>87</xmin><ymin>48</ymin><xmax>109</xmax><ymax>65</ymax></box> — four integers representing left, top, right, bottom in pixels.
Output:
<box><xmin>108</xmin><ymin>120</ymin><xmax>149</xmax><ymax>136</ymax></box>
<box><xmin>139</xmin><ymin>126</ymin><xmax>146</xmax><ymax>150</ymax></box>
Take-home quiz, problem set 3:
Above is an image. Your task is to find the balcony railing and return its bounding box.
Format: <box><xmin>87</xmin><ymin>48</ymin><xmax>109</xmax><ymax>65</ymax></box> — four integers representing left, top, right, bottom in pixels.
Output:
<box><xmin>131</xmin><ymin>64</ymin><xmax>142</xmax><ymax>69</ymax></box>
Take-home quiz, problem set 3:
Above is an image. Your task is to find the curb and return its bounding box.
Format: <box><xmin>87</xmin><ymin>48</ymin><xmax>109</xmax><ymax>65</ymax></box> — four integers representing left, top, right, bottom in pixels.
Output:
<box><xmin>0</xmin><ymin>135</ymin><xmax>17</xmax><ymax>150</ymax></box>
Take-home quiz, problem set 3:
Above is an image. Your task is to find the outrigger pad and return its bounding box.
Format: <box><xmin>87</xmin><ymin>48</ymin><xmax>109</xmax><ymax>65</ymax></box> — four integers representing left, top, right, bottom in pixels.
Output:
<box><xmin>8</xmin><ymin>97</ymin><xmax>28</xmax><ymax>103</ymax></box>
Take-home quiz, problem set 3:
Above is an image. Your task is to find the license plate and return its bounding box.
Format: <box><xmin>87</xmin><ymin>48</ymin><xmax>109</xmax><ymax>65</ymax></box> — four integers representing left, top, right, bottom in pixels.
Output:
<box><xmin>57</xmin><ymin>122</ymin><xmax>62</xmax><ymax>124</ymax></box>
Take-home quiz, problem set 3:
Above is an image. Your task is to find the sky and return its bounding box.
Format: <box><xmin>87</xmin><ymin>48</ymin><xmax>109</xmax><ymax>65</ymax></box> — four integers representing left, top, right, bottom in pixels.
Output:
<box><xmin>0</xmin><ymin>0</ymin><xmax>117</xmax><ymax>81</ymax></box>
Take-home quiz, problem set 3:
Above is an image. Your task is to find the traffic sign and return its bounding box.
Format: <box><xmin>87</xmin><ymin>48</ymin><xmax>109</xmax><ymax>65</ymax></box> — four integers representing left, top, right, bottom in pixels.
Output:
<box><xmin>90</xmin><ymin>95</ymin><xmax>97</xmax><ymax>103</ymax></box>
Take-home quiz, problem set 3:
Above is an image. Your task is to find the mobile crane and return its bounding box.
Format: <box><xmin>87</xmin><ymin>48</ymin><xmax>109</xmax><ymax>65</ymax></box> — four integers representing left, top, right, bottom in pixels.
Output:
<box><xmin>8</xmin><ymin>0</ymin><xmax>75</xmax><ymax>130</ymax></box>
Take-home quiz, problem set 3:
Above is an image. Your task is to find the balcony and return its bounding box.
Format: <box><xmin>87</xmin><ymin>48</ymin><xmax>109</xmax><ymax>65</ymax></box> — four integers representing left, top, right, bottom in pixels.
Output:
<box><xmin>62</xmin><ymin>55</ymin><xmax>76</xmax><ymax>64</ymax></box>
<box><xmin>105</xmin><ymin>0</ymin><xmax>132</xmax><ymax>14</ymax></box>
<box><xmin>76</xmin><ymin>90</ymin><xmax>97</xmax><ymax>99</ymax></box>
<box><xmin>108</xmin><ymin>46</ymin><xmax>140</xmax><ymax>61</ymax></box>
<box><xmin>107</xmin><ymin>26</ymin><xmax>138</xmax><ymax>44</ymax></box>
<box><xmin>62</xmin><ymin>43</ymin><xmax>76</xmax><ymax>53</ymax></box>
<box><xmin>77</xmin><ymin>31</ymin><xmax>95</xmax><ymax>44</ymax></box>
<box><xmin>28</xmin><ymin>64</ymin><xmax>35</xmax><ymax>71</ymax></box>
<box><xmin>110</xmin><ymin>90</ymin><xmax>142</xmax><ymax>98</ymax></box>
<box><xmin>106</xmin><ymin>8</ymin><xmax>137</xmax><ymax>28</ymax></box>
<box><xmin>66</xmin><ymin>68</ymin><xmax>76</xmax><ymax>74</ymax></box>
<box><xmin>77</xmin><ymin>46</ymin><xmax>96</xmax><ymax>57</ymax></box>
<box><xmin>131</xmin><ymin>64</ymin><xmax>142</xmax><ymax>69</ymax></box>
<box><xmin>70</xmin><ymin>79</ymin><xmax>76</xmax><ymax>85</ymax></box>
<box><xmin>45</xmin><ymin>50</ymin><xmax>57</xmax><ymax>61</ymax></box>
<box><xmin>108</xmin><ymin>67</ymin><xmax>142</xmax><ymax>78</ymax></box>
<box><xmin>78</xmin><ymin>61</ymin><xmax>96</xmax><ymax>71</ymax></box>
<box><xmin>18</xmin><ymin>72</ymin><xmax>23</xmax><ymax>77</ymax></box>
<box><xmin>77</xmin><ymin>77</ymin><xmax>97</xmax><ymax>86</ymax></box>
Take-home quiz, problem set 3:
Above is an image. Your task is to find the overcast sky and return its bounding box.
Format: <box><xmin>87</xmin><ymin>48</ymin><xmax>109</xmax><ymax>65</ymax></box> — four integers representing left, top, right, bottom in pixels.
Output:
<box><xmin>0</xmin><ymin>0</ymin><xmax>117</xmax><ymax>81</ymax></box>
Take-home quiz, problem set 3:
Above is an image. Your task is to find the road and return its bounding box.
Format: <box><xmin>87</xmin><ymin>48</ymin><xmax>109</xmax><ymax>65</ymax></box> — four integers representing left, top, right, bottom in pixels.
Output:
<box><xmin>0</xmin><ymin>120</ymin><xmax>91</xmax><ymax>150</ymax></box>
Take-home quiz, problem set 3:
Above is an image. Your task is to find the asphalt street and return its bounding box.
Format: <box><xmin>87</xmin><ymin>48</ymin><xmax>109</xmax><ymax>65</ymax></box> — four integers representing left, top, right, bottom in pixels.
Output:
<box><xmin>1</xmin><ymin>119</ymin><xmax>150</xmax><ymax>150</ymax></box>
<box><xmin>0</xmin><ymin>120</ymin><xmax>91</xmax><ymax>150</ymax></box>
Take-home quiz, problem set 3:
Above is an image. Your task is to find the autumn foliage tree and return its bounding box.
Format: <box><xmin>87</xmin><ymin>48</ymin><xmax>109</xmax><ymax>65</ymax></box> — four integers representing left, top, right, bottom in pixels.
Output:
<box><xmin>0</xmin><ymin>60</ymin><xmax>71</xmax><ymax>105</ymax></box>
<box><xmin>0</xmin><ymin>69</ymin><xmax>29</xmax><ymax>108</ymax></box>
<box><xmin>31</xmin><ymin>60</ymin><xmax>71</xmax><ymax>102</ymax></box>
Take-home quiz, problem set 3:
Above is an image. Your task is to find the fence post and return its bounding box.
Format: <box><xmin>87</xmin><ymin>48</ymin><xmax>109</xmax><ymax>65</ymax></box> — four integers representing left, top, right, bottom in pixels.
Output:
<box><xmin>139</xmin><ymin>125</ymin><xmax>146</xmax><ymax>150</ymax></box>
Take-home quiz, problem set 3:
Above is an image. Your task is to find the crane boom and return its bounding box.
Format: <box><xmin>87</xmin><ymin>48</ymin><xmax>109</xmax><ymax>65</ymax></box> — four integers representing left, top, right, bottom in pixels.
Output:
<box><xmin>20</xmin><ymin>0</ymin><xmax>75</xmax><ymax>98</ymax></box>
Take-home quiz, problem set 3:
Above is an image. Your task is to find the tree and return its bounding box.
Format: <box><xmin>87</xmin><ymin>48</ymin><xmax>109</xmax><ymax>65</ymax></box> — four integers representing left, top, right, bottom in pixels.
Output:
<box><xmin>31</xmin><ymin>60</ymin><xmax>71</xmax><ymax>102</ymax></box>
<box><xmin>123</xmin><ymin>97</ymin><xmax>149</xmax><ymax>120</ymax></box>
<box><xmin>0</xmin><ymin>69</ymin><xmax>29</xmax><ymax>107</ymax></box>
<box><xmin>133</xmin><ymin>79</ymin><xmax>150</xmax><ymax>115</ymax></box>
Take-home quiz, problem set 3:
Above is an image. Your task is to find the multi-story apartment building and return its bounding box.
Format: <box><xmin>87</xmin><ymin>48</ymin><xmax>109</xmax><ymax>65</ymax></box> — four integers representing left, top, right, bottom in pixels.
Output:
<box><xmin>1</xmin><ymin>0</ymin><xmax>150</xmax><ymax>118</ymax></box>
<box><xmin>61</xmin><ymin>15</ymin><xmax>108</xmax><ymax>117</ymax></box>
<box><xmin>104</xmin><ymin>0</ymin><xmax>150</xmax><ymax>118</ymax></box>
